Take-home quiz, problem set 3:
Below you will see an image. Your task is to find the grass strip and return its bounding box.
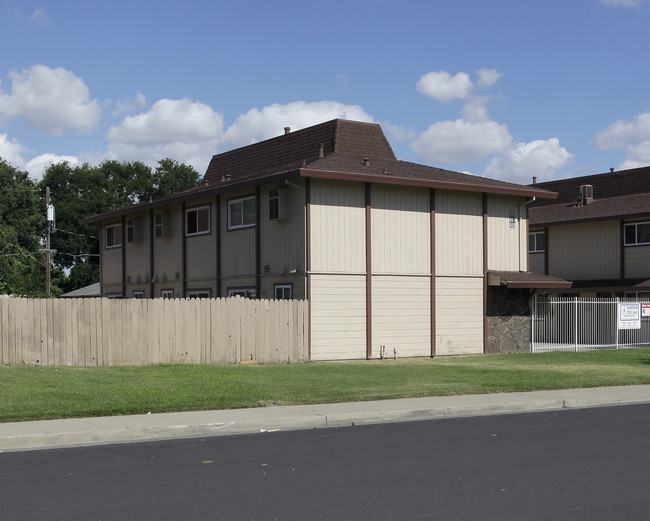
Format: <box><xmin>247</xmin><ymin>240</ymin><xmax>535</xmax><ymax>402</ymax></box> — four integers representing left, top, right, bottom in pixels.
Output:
<box><xmin>2</xmin><ymin>349</ymin><xmax>650</xmax><ymax>422</ymax></box>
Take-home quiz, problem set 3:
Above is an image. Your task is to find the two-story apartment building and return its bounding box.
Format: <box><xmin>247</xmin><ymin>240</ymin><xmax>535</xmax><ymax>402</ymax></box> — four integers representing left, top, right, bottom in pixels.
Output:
<box><xmin>528</xmin><ymin>166</ymin><xmax>650</xmax><ymax>298</ymax></box>
<box><xmin>82</xmin><ymin>119</ymin><xmax>563</xmax><ymax>359</ymax></box>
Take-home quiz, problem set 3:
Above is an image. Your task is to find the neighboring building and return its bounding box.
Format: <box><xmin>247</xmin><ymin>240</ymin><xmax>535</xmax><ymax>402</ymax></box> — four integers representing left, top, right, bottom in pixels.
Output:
<box><xmin>60</xmin><ymin>282</ymin><xmax>101</xmax><ymax>298</ymax></box>
<box><xmin>528</xmin><ymin>166</ymin><xmax>650</xmax><ymax>298</ymax></box>
<box><xmin>82</xmin><ymin>119</ymin><xmax>563</xmax><ymax>359</ymax></box>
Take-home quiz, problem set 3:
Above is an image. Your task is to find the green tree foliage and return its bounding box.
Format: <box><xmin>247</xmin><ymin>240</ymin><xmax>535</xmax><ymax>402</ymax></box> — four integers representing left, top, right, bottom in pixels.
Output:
<box><xmin>37</xmin><ymin>158</ymin><xmax>200</xmax><ymax>292</ymax></box>
<box><xmin>0</xmin><ymin>159</ymin><xmax>52</xmax><ymax>296</ymax></box>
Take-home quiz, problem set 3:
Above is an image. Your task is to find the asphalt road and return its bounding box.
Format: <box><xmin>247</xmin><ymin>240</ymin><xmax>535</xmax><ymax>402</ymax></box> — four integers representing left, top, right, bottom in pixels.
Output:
<box><xmin>2</xmin><ymin>404</ymin><xmax>650</xmax><ymax>520</ymax></box>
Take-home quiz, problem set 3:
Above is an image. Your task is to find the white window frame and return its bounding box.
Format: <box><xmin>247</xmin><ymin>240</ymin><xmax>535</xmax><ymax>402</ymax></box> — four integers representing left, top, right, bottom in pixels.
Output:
<box><xmin>228</xmin><ymin>196</ymin><xmax>256</xmax><ymax>230</ymax></box>
<box><xmin>274</xmin><ymin>284</ymin><xmax>292</xmax><ymax>300</ymax></box>
<box><xmin>154</xmin><ymin>213</ymin><xmax>164</xmax><ymax>238</ymax></box>
<box><xmin>624</xmin><ymin>221</ymin><xmax>650</xmax><ymax>246</ymax></box>
<box><xmin>227</xmin><ymin>289</ymin><xmax>250</xmax><ymax>298</ymax></box>
<box><xmin>126</xmin><ymin>219</ymin><xmax>135</xmax><ymax>243</ymax></box>
<box><xmin>186</xmin><ymin>290</ymin><xmax>211</xmax><ymax>299</ymax></box>
<box><xmin>106</xmin><ymin>224</ymin><xmax>122</xmax><ymax>248</ymax></box>
<box><xmin>185</xmin><ymin>205</ymin><xmax>210</xmax><ymax>236</ymax></box>
<box><xmin>269</xmin><ymin>189</ymin><xmax>280</xmax><ymax>220</ymax></box>
<box><xmin>133</xmin><ymin>290</ymin><xmax>144</xmax><ymax>299</ymax></box>
<box><xmin>529</xmin><ymin>230</ymin><xmax>546</xmax><ymax>253</ymax></box>
<box><xmin>161</xmin><ymin>289</ymin><xmax>174</xmax><ymax>299</ymax></box>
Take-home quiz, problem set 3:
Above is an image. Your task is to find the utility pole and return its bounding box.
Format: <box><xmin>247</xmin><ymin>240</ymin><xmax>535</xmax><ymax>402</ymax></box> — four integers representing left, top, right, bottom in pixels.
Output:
<box><xmin>46</xmin><ymin>186</ymin><xmax>51</xmax><ymax>296</ymax></box>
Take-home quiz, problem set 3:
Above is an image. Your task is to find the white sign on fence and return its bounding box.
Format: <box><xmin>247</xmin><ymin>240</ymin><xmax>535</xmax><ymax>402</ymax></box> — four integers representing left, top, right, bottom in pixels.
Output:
<box><xmin>618</xmin><ymin>302</ymin><xmax>641</xmax><ymax>330</ymax></box>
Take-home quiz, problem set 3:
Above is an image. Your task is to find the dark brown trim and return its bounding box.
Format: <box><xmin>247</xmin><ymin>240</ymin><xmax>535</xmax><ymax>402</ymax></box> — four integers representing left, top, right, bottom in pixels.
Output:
<box><xmin>620</xmin><ymin>219</ymin><xmax>625</xmax><ymax>280</ymax></box>
<box><xmin>365</xmin><ymin>182</ymin><xmax>372</xmax><ymax>360</ymax></box>
<box><xmin>544</xmin><ymin>226</ymin><xmax>549</xmax><ymax>276</ymax></box>
<box><xmin>482</xmin><ymin>193</ymin><xmax>488</xmax><ymax>355</ymax></box>
<box><xmin>255</xmin><ymin>186</ymin><xmax>261</xmax><ymax>299</ymax></box>
<box><xmin>216</xmin><ymin>194</ymin><xmax>221</xmax><ymax>298</ymax></box>
<box><xmin>300</xmin><ymin>168</ymin><xmax>556</xmax><ymax>200</ymax></box>
<box><xmin>430</xmin><ymin>188</ymin><xmax>436</xmax><ymax>358</ymax></box>
<box><xmin>305</xmin><ymin>178</ymin><xmax>312</xmax><ymax>361</ymax></box>
<box><xmin>149</xmin><ymin>209</ymin><xmax>154</xmax><ymax>298</ymax></box>
<box><xmin>531</xmin><ymin>211</ymin><xmax>650</xmax><ymax>228</ymax></box>
<box><xmin>121</xmin><ymin>215</ymin><xmax>126</xmax><ymax>297</ymax></box>
<box><xmin>181</xmin><ymin>201</ymin><xmax>187</xmax><ymax>298</ymax></box>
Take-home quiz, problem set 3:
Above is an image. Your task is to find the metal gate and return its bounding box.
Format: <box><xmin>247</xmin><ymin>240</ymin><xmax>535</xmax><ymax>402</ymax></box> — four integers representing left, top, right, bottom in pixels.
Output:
<box><xmin>531</xmin><ymin>296</ymin><xmax>650</xmax><ymax>353</ymax></box>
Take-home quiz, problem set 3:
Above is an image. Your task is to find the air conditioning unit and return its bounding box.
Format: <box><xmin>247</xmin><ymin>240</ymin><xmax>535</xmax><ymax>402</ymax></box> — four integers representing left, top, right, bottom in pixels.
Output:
<box><xmin>579</xmin><ymin>184</ymin><xmax>593</xmax><ymax>204</ymax></box>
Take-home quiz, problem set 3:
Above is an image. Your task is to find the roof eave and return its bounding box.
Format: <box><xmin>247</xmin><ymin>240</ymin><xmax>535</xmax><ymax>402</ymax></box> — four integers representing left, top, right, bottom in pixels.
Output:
<box><xmin>300</xmin><ymin>168</ymin><xmax>557</xmax><ymax>199</ymax></box>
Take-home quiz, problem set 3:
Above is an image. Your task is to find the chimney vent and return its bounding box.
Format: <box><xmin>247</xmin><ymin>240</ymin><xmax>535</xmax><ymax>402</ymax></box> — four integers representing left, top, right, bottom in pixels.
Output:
<box><xmin>364</xmin><ymin>158</ymin><xmax>370</xmax><ymax>167</ymax></box>
<box><xmin>532</xmin><ymin>176</ymin><xmax>537</xmax><ymax>184</ymax></box>
<box><xmin>318</xmin><ymin>143</ymin><xmax>324</xmax><ymax>158</ymax></box>
<box><xmin>284</xmin><ymin>127</ymin><xmax>291</xmax><ymax>135</ymax></box>
<box><xmin>610</xmin><ymin>167</ymin><xmax>615</xmax><ymax>173</ymax></box>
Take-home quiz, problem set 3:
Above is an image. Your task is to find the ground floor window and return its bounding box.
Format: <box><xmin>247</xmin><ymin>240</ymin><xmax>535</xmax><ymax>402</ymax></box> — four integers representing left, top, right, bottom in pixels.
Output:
<box><xmin>227</xmin><ymin>288</ymin><xmax>251</xmax><ymax>298</ymax></box>
<box><xmin>274</xmin><ymin>284</ymin><xmax>292</xmax><ymax>300</ymax></box>
<box><xmin>161</xmin><ymin>289</ymin><xmax>174</xmax><ymax>298</ymax></box>
<box><xmin>186</xmin><ymin>290</ymin><xmax>211</xmax><ymax>299</ymax></box>
<box><xmin>133</xmin><ymin>291</ymin><xmax>144</xmax><ymax>299</ymax></box>
<box><xmin>624</xmin><ymin>291</ymin><xmax>650</xmax><ymax>299</ymax></box>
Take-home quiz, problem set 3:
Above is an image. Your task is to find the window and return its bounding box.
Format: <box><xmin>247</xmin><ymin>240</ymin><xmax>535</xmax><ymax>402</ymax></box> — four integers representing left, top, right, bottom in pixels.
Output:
<box><xmin>127</xmin><ymin>219</ymin><xmax>135</xmax><ymax>243</ymax></box>
<box><xmin>154</xmin><ymin>213</ymin><xmax>163</xmax><ymax>238</ymax></box>
<box><xmin>161</xmin><ymin>290</ymin><xmax>174</xmax><ymax>299</ymax></box>
<box><xmin>529</xmin><ymin>231</ymin><xmax>546</xmax><ymax>253</ymax></box>
<box><xmin>133</xmin><ymin>291</ymin><xmax>144</xmax><ymax>299</ymax></box>
<box><xmin>186</xmin><ymin>206</ymin><xmax>210</xmax><ymax>236</ymax></box>
<box><xmin>274</xmin><ymin>284</ymin><xmax>292</xmax><ymax>300</ymax></box>
<box><xmin>106</xmin><ymin>224</ymin><xmax>122</xmax><ymax>248</ymax></box>
<box><xmin>624</xmin><ymin>221</ymin><xmax>650</xmax><ymax>246</ymax></box>
<box><xmin>624</xmin><ymin>291</ymin><xmax>650</xmax><ymax>299</ymax></box>
<box><xmin>227</xmin><ymin>289</ymin><xmax>250</xmax><ymax>298</ymax></box>
<box><xmin>269</xmin><ymin>189</ymin><xmax>279</xmax><ymax>220</ymax></box>
<box><xmin>228</xmin><ymin>196</ymin><xmax>256</xmax><ymax>230</ymax></box>
<box><xmin>186</xmin><ymin>290</ymin><xmax>211</xmax><ymax>299</ymax></box>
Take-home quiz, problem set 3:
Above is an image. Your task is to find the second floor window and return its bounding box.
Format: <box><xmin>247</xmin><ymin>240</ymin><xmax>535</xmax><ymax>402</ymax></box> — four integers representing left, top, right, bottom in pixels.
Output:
<box><xmin>624</xmin><ymin>221</ymin><xmax>650</xmax><ymax>246</ymax></box>
<box><xmin>529</xmin><ymin>231</ymin><xmax>546</xmax><ymax>253</ymax></box>
<box><xmin>185</xmin><ymin>206</ymin><xmax>210</xmax><ymax>236</ymax></box>
<box><xmin>228</xmin><ymin>196</ymin><xmax>256</xmax><ymax>230</ymax></box>
<box><xmin>106</xmin><ymin>224</ymin><xmax>122</xmax><ymax>248</ymax></box>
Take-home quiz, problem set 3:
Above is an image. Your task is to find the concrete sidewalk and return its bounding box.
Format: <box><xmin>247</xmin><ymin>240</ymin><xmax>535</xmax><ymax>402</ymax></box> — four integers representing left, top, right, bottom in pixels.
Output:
<box><xmin>2</xmin><ymin>385</ymin><xmax>650</xmax><ymax>453</ymax></box>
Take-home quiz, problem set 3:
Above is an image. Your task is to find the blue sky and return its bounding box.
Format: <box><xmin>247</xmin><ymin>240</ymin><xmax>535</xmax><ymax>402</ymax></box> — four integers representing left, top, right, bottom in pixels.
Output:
<box><xmin>1</xmin><ymin>0</ymin><xmax>650</xmax><ymax>185</ymax></box>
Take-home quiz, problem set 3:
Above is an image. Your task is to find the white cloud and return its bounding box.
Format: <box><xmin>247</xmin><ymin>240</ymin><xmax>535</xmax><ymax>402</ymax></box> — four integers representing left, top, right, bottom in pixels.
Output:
<box><xmin>411</xmin><ymin>119</ymin><xmax>512</xmax><ymax>163</ymax></box>
<box><xmin>111</xmin><ymin>92</ymin><xmax>147</xmax><ymax>118</ymax></box>
<box><xmin>30</xmin><ymin>8</ymin><xmax>51</xmax><ymax>26</ymax></box>
<box><xmin>106</xmin><ymin>99</ymin><xmax>375</xmax><ymax>175</ymax></box>
<box><xmin>483</xmin><ymin>139</ymin><xmax>573</xmax><ymax>184</ymax></box>
<box><xmin>595</xmin><ymin>112</ymin><xmax>650</xmax><ymax>169</ymax></box>
<box><xmin>221</xmin><ymin>101</ymin><xmax>373</xmax><ymax>150</ymax></box>
<box><xmin>0</xmin><ymin>133</ymin><xmax>28</xmax><ymax>168</ymax></box>
<box><xmin>461</xmin><ymin>96</ymin><xmax>491</xmax><ymax>123</ymax></box>
<box><xmin>0</xmin><ymin>65</ymin><xmax>101</xmax><ymax>135</ymax></box>
<box><xmin>25</xmin><ymin>153</ymin><xmax>80</xmax><ymax>181</ymax></box>
<box><xmin>600</xmin><ymin>0</ymin><xmax>641</xmax><ymax>7</ymax></box>
<box><xmin>476</xmin><ymin>68</ymin><xmax>503</xmax><ymax>88</ymax></box>
<box><xmin>106</xmin><ymin>98</ymin><xmax>224</xmax><ymax>173</ymax></box>
<box><xmin>416</xmin><ymin>71</ymin><xmax>473</xmax><ymax>102</ymax></box>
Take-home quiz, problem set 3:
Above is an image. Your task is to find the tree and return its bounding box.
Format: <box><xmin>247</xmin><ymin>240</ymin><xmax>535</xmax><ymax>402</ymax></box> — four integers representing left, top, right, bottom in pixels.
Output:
<box><xmin>151</xmin><ymin>159</ymin><xmax>200</xmax><ymax>200</ymax></box>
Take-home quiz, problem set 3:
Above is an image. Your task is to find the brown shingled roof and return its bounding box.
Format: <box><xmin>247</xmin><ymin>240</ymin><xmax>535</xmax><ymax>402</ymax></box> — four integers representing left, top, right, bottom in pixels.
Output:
<box><xmin>202</xmin><ymin>119</ymin><xmax>396</xmax><ymax>186</ymax></box>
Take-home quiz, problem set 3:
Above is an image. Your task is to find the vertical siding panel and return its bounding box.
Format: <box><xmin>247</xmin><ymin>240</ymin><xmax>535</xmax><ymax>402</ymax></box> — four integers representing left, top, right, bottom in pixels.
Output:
<box><xmin>487</xmin><ymin>195</ymin><xmax>522</xmax><ymax>271</ymax></box>
<box><xmin>436</xmin><ymin>276</ymin><xmax>484</xmax><ymax>355</ymax></box>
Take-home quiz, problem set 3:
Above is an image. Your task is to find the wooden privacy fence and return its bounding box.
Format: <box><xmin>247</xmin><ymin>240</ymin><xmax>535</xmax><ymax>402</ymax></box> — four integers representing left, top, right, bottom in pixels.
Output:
<box><xmin>0</xmin><ymin>297</ymin><xmax>308</xmax><ymax>366</ymax></box>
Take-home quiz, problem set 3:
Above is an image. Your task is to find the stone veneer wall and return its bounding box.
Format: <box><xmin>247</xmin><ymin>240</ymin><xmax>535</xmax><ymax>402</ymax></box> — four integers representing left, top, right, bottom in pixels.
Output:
<box><xmin>487</xmin><ymin>286</ymin><xmax>532</xmax><ymax>354</ymax></box>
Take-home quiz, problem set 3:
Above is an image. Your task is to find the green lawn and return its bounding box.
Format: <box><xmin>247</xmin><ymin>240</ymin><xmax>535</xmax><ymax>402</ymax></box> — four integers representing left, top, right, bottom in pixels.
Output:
<box><xmin>2</xmin><ymin>349</ymin><xmax>650</xmax><ymax>422</ymax></box>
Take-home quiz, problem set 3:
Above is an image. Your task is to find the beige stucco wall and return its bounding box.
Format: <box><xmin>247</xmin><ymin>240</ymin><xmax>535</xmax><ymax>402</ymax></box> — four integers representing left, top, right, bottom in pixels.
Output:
<box><xmin>371</xmin><ymin>275</ymin><xmax>431</xmax><ymax>358</ymax></box>
<box><xmin>371</xmin><ymin>185</ymin><xmax>430</xmax><ymax>274</ymax></box>
<box><xmin>435</xmin><ymin>276</ymin><xmax>484</xmax><ymax>355</ymax></box>
<box><xmin>487</xmin><ymin>195</ymin><xmax>526</xmax><ymax>271</ymax></box>
<box><xmin>310</xmin><ymin>274</ymin><xmax>366</xmax><ymax>360</ymax></box>
<box><xmin>185</xmin><ymin>198</ymin><xmax>217</xmax><ymax>281</ymax></box>
<box><xmin>435</xmin><ymin>190</ymin><xmax>483</xmax><ymax>276</ymax></box>
<box><xmin>310</xmin><ymin>179</ymin><xmax>366</xmax><ymax>273</ymax></box>
<box><xmin>548</xmin><ymin>221</ymin><xmax>619</xmax><ymax>280</ymax></box>
<box><xmin>152</xmin><ymin>204</ymin><xmax>183</xmax><ymax>284</ymax></box>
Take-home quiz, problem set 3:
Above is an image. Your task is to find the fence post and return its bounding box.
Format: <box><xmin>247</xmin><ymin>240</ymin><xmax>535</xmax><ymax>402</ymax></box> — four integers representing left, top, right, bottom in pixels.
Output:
<box><xmin>574</xmin><ymin>297</ymin><xmax>578</xmax><ymax>352</ymax></box>
<box><xmin>615</xmin><ymin>297</ymin><xmax>619</xmax><ymax>349</ymax></box>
